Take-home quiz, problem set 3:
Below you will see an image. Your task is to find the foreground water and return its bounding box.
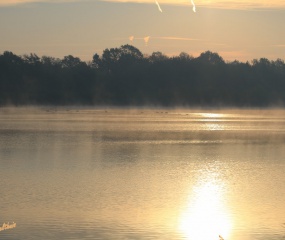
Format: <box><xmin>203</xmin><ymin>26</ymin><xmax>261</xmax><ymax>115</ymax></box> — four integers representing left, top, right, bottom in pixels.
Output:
<box><xmin>1</xmin><ymin>107</ymin><xmax>285</xmax><ymax>240</ymax></box>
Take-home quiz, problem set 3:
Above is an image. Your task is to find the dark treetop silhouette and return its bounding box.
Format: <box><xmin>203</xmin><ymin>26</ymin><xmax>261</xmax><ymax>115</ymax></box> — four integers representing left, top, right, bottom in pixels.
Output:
<box><xmin>1</xmin><ymin>44</ymin><xmax>285</xmax><ymax>107</ymax></box>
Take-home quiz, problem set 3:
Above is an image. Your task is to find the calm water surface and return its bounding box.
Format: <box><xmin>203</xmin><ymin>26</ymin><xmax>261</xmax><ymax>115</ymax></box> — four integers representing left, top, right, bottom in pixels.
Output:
<box><xmin>1</xmin><ymin>108</ymin><xmax>285</xmax><ymax>240</ymax></box>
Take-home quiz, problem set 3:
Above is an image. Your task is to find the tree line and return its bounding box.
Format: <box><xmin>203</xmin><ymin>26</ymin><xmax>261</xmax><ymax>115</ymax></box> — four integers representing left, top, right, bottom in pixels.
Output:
<box><xmin>1</xmin><ymin>44</ymin><xmax>285</xmax><ymax>107</ymax></box>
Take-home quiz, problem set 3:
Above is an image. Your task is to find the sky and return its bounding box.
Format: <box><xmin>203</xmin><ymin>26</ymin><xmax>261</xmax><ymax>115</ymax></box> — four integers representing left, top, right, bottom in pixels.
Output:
<box><xmin>0</xmin><ymin>0</ymin><xmax>285</xmax><ymax>62</ymax></box>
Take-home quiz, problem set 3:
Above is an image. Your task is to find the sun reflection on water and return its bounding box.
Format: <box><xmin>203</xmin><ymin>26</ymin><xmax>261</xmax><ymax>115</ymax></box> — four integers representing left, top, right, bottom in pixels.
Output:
<box><xmin>200</xmin><ymin>113</ymin><xmax>224</xmax><ymax>119</ymax></box>
<box><xmin>179</xmin><ymin>176</ymin><xmax>232</xmax><ymax>240</ymax></box>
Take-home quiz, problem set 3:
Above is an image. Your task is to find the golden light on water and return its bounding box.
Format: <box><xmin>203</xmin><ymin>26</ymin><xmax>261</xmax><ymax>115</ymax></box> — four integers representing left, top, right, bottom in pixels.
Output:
<box><xmin>179</xmin><ymin>178</ymin><xmax>232</xmax><ymax>240</ymax></box>
<box><xmin>200</xmin><ymin>113</ymin><xmax>226</xmax><ymax>131</ymax></box>
<box><xmin>200</xmin><ymin>113</ymin><xmax>223</xmax><ymax>119</ymax></box>
<box><xmin>204</xmin><ymin>123</ymin><xmax>225</xmax><ymax>131</ymax></box>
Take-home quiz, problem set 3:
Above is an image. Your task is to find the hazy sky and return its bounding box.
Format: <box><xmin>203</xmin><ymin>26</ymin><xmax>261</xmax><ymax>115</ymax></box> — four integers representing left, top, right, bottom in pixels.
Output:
<box><xmin>0</xmin><ymin>0</ymin><xmax>285</xmax><ymax>62</ymax></box>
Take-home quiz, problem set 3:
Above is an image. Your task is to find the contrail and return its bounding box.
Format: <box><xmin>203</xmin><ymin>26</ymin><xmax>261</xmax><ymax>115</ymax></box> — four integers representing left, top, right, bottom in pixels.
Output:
<box><xmin>129</xmin><ymin>36</ymin><xmax>134</xmax><ymax>42</ymax></box>
<box><xmin>190</xmin><ymin>0</ymin><xmax>196</xmax><ymax>12</ymax></box>
<box><xmin>144</xmin><ymin>36</ymin><xmax>150</xmax><ymax>46</ymax></box>
<box><xmin>154</xmin><ymin>36</ymin><xmax>200</xmax><ymax>41</ymax></box>
<box><xmin>155</xmin><ymin>0</ymin><xmax>162</xmax><ymax>12</ymax></box>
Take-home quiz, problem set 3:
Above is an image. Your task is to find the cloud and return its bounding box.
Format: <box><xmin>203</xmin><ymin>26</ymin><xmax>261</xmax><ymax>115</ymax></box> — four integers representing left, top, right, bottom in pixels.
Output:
<box><xmin>103</xmin><ymin>0</ymin><xmax>285</xmax><ymax>10</ymax></box>
<box><xmin>0</xmin><ymin>222</ymin><xmax>16</xmax><ymax>232</ymax></box>
<box><xmin>144</xmin><ymin>36</ymin><xmax>150</xmax><ymax>46</ymax></box>
<box><xmin>219</xmin><ymin>50</ymin><xmax>251</xmax><ymax>61</ymax></box>
<box><xmin>0</xmin><ymin>0</ymin><xmax>80</xmax><ymax>6</ymax></box>
<box><xmin>1</xmin><ymin>0</ymin><xmax>285</xmax><ymax>9</ymax></box>
<box><xmin>153</xmin><ymin>36</ymin><xmax>201</xmax><ymax>41</ymax></box>
<box><xmin>116</xmin><ymin>36</ymin><xmax>202</xmax><ymax>42</ymax></box>
<box><xmin>0</xmin><ymin>0</ymin><xmax>34</xmax><ymax>5</ymax></box>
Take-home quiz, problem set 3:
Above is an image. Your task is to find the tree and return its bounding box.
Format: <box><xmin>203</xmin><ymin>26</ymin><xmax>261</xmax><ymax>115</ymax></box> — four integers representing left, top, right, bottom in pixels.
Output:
<box><xmin>119</xmin><ymin>44</ymin><xmax>143</xmax><ymax>60</ymax></box>
<box><xmin>99</xmin><ymin>44</ymin><xmax>143</xmax><ymax>72</ymax></box>
<box><xmin>92</xmin><ymin>54</ymin><xmax>101</xmax><ymax>69</ymax></box>
<box><xmin>61</xmin><ymin>55</ymin><xmax>85</xmax><ymax>68</ymax></box>
<box><xmin>197</xmin><ymin>51</ymin><xmax>225</xmax><ymax>65</ymax></box>
<box><xmin>23</xmin><ymin>53</ymin><xmax>41</xmax><ymax>66</ymax></box>
<box><xmin>178</xmin><ymin>52</ymin><xmax>193</xmax><ymax>61</ymax></box>
<box><xmin>1</xmin><ymin>47</ymin><xmax>285</xmax><ymax>107</ymax></box>
<box><xmin>148</xmin><ymin>51</ymin><xmax>168</xmax><ymax>63</ymax></box>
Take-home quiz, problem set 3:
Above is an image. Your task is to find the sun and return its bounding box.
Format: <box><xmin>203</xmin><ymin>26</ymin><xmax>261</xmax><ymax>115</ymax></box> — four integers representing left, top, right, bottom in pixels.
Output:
<box><xmin>179</xmin><ymin>180</ymin><xmax>232</xmax><ymax>240</ymax></box>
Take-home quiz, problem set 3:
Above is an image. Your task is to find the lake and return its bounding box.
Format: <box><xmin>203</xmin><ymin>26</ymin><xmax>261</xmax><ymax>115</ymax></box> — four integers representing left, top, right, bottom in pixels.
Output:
<box><xmin>1</xmin><ymin>107</ymin><xmax>285</xmax><ymax>240</ymax></box>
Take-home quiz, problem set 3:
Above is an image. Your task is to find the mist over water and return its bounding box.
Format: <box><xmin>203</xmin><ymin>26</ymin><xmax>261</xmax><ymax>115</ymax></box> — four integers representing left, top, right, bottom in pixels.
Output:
<box><xmin>1</xmin><ymin>107</ymin><xmax>285</xmax><ymax>240</ymax></box>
